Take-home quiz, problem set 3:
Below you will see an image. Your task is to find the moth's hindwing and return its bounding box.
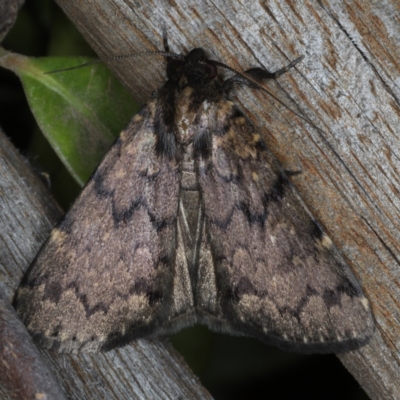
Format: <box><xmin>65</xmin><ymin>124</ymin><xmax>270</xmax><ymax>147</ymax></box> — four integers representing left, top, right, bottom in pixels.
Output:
<box><xmin>15</xmin><ymin>102</ymin><xmax>189</xmax><ymax>352</ymax></box>
<box><xmin>195</xmin><ymin>100</ymin><xmax>374</xmax><ymax>353</ymax></box>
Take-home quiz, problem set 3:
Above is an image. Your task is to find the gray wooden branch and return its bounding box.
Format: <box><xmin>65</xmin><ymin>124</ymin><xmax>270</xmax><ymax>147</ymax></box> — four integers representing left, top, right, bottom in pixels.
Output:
<box><xmin>0</xmin><ymin>0</ymin><xmax>24</xmax><ymax>41</ymax></box>
<box><xmin>0</xmin><ymin>129</ymin><xmax>67</xmax><ymax>399</ymax></box>
<box><xmin>51</xmin><ymin>0</ymin><xmax>400</xmax><ymax>399</ymax></box>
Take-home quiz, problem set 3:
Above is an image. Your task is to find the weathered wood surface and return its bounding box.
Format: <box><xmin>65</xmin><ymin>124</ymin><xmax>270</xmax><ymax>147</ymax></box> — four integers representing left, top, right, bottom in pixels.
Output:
<box><xmin>1</xmin><ymin>0</ymin><xmax>400</xmax><ymax>398</ymax></box>
<box><xmin>0</xmin><ymin>129</ymin><xmax>67</xmax><ymax>399</ymax></box>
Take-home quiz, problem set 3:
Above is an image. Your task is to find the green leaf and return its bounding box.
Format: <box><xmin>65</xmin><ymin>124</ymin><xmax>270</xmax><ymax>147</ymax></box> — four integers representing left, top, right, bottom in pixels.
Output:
<box><xmin>0</xmin><ymin>49</ymin><xmax>139</xmax><ymax>186</ymax></box>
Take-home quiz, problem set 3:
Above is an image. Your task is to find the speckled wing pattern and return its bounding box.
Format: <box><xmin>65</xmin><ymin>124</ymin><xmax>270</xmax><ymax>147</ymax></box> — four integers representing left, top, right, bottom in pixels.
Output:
<box><xmin>15</xmin><ymin>45</ymin><xmax>374</xmax><ymax>353</ymax></box>
<box><xmin>195</xmin><ymin>101</ymin><xmax>374</xmax><ymax>353</ymax></box>
<box><xmin>15</xmin><ymin>102</ymin><xmax>185</xmax><ymax>352</ymax></box>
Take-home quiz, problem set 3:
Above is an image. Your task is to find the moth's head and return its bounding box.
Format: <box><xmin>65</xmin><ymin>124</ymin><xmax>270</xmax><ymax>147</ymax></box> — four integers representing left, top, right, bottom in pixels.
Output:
<box><xmin>185</xmin><ymin>48</ymin><xmax>207</xmax><ymax>63</ymax></box>
<box><xmin>180</xmin><ymin>47</ymin><xmax>218</xmax><ymax>88</ymax></box>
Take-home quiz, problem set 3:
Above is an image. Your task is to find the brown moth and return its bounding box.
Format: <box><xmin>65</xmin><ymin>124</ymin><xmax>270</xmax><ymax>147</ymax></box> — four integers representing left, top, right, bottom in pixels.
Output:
<box><xmin>14</xmin><ymin>36</ymin><xmax>374</xmax><ymax>353</ymax></box>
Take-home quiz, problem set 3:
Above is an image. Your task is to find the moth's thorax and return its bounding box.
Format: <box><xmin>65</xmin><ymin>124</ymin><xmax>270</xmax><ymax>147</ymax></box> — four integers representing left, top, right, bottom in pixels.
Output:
<box><xmin>174</xmin><ymin>84</ymin><xmax>222</xmax><ymax>145</ymax></box>
<box><xmin>175</xmin><ymin>86</ymin><xmax>203</xmax><ymax>144</ymax></box>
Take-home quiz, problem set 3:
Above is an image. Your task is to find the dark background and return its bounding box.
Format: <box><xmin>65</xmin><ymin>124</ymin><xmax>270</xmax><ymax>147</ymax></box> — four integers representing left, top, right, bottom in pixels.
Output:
<box><xmin>1</xmin><ymin>1</ymin><xmax>370</xmax><ymax>399</ymax></box>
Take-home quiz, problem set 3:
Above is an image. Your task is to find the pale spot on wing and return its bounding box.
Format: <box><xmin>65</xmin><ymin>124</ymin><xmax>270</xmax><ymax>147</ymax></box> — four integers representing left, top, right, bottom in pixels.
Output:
<box><xmin>181</xmin><ymin>86</ymin><xmax>194</xmax><ymax>97</ymax></box>
<box><xmin>270</xmin><ymin>235</ymin><xmax>276</xmax><ymax>244</ymax></box>
<box><xmin>303</xmin><ymin>336</ymin><xmax>308</xmax><ymax>343</ymax></box>
<box><xmin>202</xmin><ymin>100</ymin><xmax>211</xmax><ymax>111</ymax></box>
<box><xmin>115</xmin><ymin>169</ymin><xmax>126</xmax><ymax>179</ymax></box>
<box><xmin>252</xmin><ymin>171</ymin><xmax>259</xmax><ymax>181</ymax></box>
<box><xmin>147</xmin><ymin>100</ymin><xmax>156</xmax><ymax>114</ymax></box>
<box><xmin>120</xmin><ymin>130</ymin><xmax>129</xmax><ymax>140</ymax></box>
<box><xmin>98</xmin><ymin>334</ymin><xmax>107</xmax><ymax>342</ymax></box>
<box><xmin>226</xmin><ymin>126</ymin><xmax>236</xmax><ymax>140</ymax></box>
<box><xmin>44</xmin><ymin>328</ymin><xmax>53</xmax><ymax>337</ymax></box>
<box><xmin>361</xmin><ymin>297</ymin><xmax>370</xmax><ymax>311</ymax></box>
<box><xmin>292</xmin><ymin>256</ymin><xmax>303</xmax><ymax>267</ymax></box>
<box><xmin>50</xmin><ymin>228</ymin><xmax>67</xmax><ymax>245</ymax></box>
<box><xmin>236</xmin><ymin>116</ymin><xmax>247</xmax><ymax>125</ymax></box>
<box><xmin>102</xmin><ymin>231</ymin><xmax>111</xmax><ymax>242</ymax></box>
<box><xmin>132</xmin><ymin>114</ymin><xmax>144</xmax><ymax>123</ymax></box>
<box><xmin>216</xmin><ymin>100</ymin><xmax>235</xmax><ymax>118</ymax></box>
<box><xmin>320</xmin><ymin>234</ymin><xmax>333</xmax><ymax>249</ymax></box>
<box><xmin>59</xmin><ymin>329</ymin><xmax>71</xmax><ymax>342</ymax></box>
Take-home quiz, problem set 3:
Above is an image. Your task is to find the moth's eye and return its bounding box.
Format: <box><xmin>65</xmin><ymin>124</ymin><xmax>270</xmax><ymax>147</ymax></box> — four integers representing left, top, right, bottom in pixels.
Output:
<box><xmin>204</xmin><ymin>63</ymin><xmax>217</xmax><ymax>79</ymax></box>
<box><xmin>151</xmin><ymin>90</ymin><xmax>158</xmax><ymax>99</ymax></box>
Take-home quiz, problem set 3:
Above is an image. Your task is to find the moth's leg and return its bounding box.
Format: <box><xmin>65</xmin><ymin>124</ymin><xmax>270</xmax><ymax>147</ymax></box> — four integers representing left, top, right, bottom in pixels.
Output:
<box><xmin>223</xmin><ymin>55</ymin><xmax>304</xmax><ymax>93</ymax></box>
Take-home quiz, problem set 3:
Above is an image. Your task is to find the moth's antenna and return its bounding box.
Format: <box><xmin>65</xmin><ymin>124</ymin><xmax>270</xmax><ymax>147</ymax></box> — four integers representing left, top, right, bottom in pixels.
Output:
<box><xmin>205</xmin><ymin>57</ymin><xmax>313</xmax><ymax>128</ymax></box>
<box><xmin>44</xmin><ymin>51</ymin><xmax>185</xmax><ymax>74</ymax></box>
<box><xmin>207</xmin><ymin>57</ymin><xmax>304</xmax><ymax>88</ymax></box>
<box><xmin>162</xmin><ymin>28</ymin><xmax>170</xmax><ymax>53</ymax></box>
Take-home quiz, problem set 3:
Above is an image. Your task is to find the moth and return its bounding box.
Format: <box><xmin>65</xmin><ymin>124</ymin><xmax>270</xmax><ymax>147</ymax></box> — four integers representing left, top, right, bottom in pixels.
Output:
<box><xmin>14</xmin><ymin>35</ymin><xmax>374</xmax><ymax>354</ymax></box>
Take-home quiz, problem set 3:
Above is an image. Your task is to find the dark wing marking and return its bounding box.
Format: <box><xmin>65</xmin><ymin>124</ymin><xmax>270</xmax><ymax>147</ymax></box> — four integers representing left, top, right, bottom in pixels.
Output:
<box><xmin>196</xmin><ymin>101</ymin><xmax>374</xmax><ymax>353</ymax></box>
<box><xmin>15</xmin><ymin>101</ymin><xmax>182</xmax><ymax>352</ymax></box>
